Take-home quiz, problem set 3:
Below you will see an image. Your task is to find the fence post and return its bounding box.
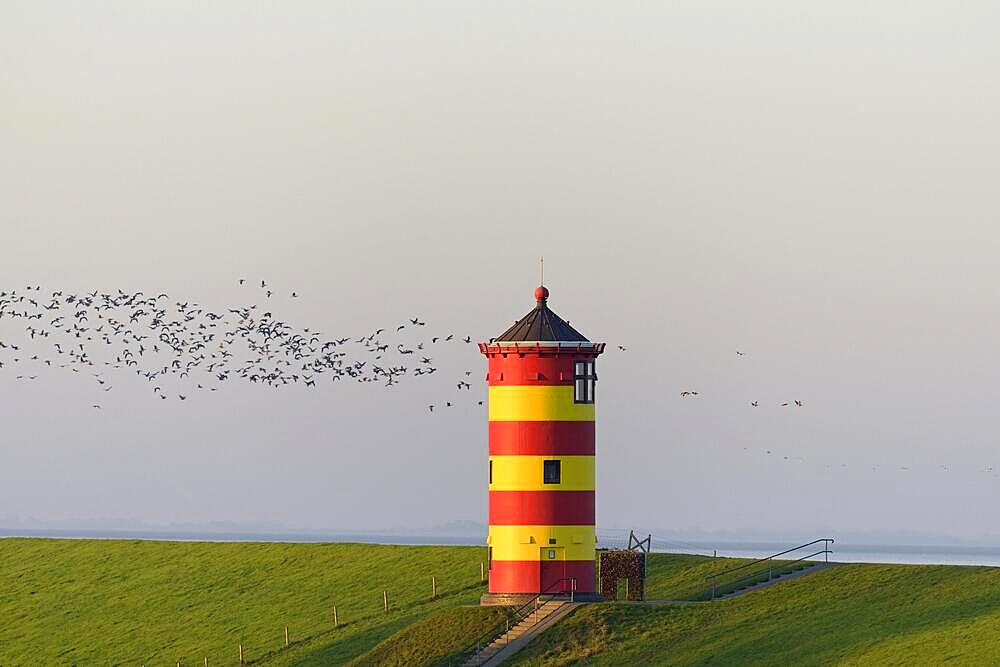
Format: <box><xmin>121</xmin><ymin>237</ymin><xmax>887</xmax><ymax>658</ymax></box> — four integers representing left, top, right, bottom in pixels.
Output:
<box><xmin>284</xmin><ymin>625</ymin><xmax>289</xmax><ymax>646</ymax></box>
<box><xmin>333</xmin><ymin>605</ymin><xmax>338</xmax><ymax>627</ymax></box>
<box><xmin>239</xmin><ymin>643</ymin><xmax>244</xmax><ymax>665</ymax></box>
<box><xmin>481</xmin><ymin>561</ymin><xmax>485</xmax><ymax>581</ymax></box>
<box><xmin>768</xmin><ymin>557</ymin><xmax>772</xmax><ymax>581</ymax></box>
<box><xmin>383</xmin><ymin>590</ymin><xmax>388</xmax><ymax>612</ymax></box>
<box><xmin>432</xmin><ymin>575</ymin><xmax>437</xmax><ymax>599</ymax></box>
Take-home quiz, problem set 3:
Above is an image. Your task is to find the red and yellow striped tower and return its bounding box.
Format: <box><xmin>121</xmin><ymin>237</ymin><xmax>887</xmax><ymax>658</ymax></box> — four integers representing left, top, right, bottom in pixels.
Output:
<box><xmin>479</xmin><ymin>284</ymin><xmax>605</xmax><ymax>604</ymax></box>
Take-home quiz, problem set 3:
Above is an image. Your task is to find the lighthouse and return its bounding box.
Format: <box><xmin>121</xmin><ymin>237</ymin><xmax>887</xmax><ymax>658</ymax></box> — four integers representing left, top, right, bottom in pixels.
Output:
<box><xmin>479</xmin><ymin>284</ymin><xmax>605</xmax><ymax>604</ymax></box>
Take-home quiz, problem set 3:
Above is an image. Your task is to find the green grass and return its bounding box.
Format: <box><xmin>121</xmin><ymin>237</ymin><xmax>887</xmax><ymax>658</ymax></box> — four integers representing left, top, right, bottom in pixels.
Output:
<box><xmin>346</xmin><ymin>605</ymin><xmax>507</xmax><ymax>667</ymax></box>
<box><xmin>9</xmin><ymin>540</ymin><xmax>1000</xmax><ymax>666</ymax></box>
<box><xmin>0</xmin><ymin>538</ymin><xmax>488</xmax><ymax>665</ymax></box>
<box><xmin>510</xmin><ymin>555</ymin><xmax>1000</xmax><ymax>666</ymax></box>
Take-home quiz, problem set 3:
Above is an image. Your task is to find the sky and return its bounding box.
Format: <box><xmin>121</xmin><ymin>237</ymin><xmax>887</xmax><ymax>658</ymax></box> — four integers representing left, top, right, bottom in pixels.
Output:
<box><xmin>2</xmin><ymin>1</ymin><xmax>1000</xmax><ymax>545</ymax></box>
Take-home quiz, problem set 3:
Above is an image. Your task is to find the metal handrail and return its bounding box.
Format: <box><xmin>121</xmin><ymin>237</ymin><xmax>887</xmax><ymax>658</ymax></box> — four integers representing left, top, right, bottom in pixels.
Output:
<box><xmin>711</xmin><ymin>549</ymin><xmax>830</xmax><ymax>598</ymax></box>
<box><xmin>706</xmin><ymin>538</ymin><xmax>835</xmax><ymax>580</ymax></box>
<box><xmin>707</xmin><ymin>538</ymin><xmax>834</xmax><ymax>601</ymax></box>
<box><xmin>456</xmin><ymin>577</ymin><xmax>577</xmax><ymax>665</ymax></box>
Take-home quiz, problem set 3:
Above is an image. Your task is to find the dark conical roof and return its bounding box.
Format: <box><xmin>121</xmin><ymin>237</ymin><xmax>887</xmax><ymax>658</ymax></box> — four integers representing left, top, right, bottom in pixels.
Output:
<box><xmin>494</xmin><ymin>286</ymin><xmax>590</xmax><ymax>342</ymax></box>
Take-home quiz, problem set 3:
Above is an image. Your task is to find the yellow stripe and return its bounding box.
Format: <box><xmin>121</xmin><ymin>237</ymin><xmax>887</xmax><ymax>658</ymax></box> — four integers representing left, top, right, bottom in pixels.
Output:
<box><xmin>488</xmin><ymin>525</ymin><xmax>596</xmax><ymax>561</ymax></box>
<box><xmin>488</xmin><ymin>385</ymin><xmax>595</xmax><ymax>422</ymax></box>
<box><xmin>490</xmin><ymin>456</ymin><xmax>594</xmax><ymax>492</ymax></box>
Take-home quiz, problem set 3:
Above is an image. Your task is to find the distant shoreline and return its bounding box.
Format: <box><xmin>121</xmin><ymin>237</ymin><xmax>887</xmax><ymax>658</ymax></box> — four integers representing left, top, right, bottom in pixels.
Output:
<box><xmin>0</xmin><ymin>527</ymin><xmax>483</xmax><ymax>545</ymax></box>
<box><xmin>4</xmin><ymin>528</ymin><xmax>1000</xmax><ymax>567</ymax></box>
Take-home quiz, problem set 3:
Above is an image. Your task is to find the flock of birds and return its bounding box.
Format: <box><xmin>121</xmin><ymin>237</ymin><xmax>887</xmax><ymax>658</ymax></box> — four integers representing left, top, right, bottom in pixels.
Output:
<box><xmin>0</xmin><ymin>281</ymin><xmax>488</xmax><ymax>411</ymax></box>
<box><xmin>0</xmin><ymin>281</ymin><xmax>805</xmax><ymax>415</ymax></box>
<box><xmin>4</xmin><ymin>281</ymin><xmax>998</xmax><ymax>477</ymax></box>
<box><xmin>1</xmin><ymin>281</ymin><xmax>803</xmax><ymax>415</ymax></box>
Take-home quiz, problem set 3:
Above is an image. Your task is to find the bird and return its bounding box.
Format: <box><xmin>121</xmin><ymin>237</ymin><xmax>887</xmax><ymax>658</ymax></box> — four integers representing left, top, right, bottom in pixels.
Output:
<box><xmin>618</xmin><ymin>345</ymin><xmax>627</xmax><ymax>351</ymax></box>
<box><xmin>291</xmin><ymin>292</ymin><xmax>298</xmax><ymax>298</ymax></box>
<box><xmin>239</xmin><ymin>279</ymin><xmax>245</xmax><ymax>285</ymax></box>
<box><xmin>751</xmin><ymin>401</ymin><xmax>758</xmax><ymax>407</ymax></box>
<box><xmin>736</xmin><ymin>351</ymin><xmax>745</xmax><ymax>357</ymax></box>
<box><xmin>428</xmin><ymin>405</ymin><xmax>434</xmax><ymax>412</ymax></box>
<box><xmin>780</xmin><ymin>402</ymin><xmax>789</xmax><ymax>407</ymax></box>
<box><xmin>794</xmin><ymin>400</ymin><xmax>803</xmax><ymax>407</ymax></box>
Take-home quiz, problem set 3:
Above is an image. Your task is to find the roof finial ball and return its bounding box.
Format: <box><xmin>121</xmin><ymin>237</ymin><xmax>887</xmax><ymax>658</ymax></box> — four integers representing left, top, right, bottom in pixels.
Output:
<box><xmin>534</xmin><ymin>284</ymin><xmax>549</xmax><ymax>304</ymax></box>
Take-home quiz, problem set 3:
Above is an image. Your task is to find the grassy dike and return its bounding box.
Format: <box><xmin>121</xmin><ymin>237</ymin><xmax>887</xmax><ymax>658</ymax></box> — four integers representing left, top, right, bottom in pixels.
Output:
<box><xmin>6</xmin><ymin>539</ymin><xmax>1000</xmax><ymax>665</ymax></box>
<box><xmin>0</xmin><ymin>538</ymin><xmax>488</xmax><ymax>665</ymax></box>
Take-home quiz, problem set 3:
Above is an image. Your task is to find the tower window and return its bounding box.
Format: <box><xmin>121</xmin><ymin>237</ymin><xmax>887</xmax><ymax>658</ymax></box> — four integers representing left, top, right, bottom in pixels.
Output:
<box><xmin>574</xmin><ymin>360</ymin><xmax>595</xmax><ymax>404</ymax></box>
<box><xmin>543</xmin><ymin>459</ymin><xmax>561</xmax><ymax>484</ymax></box>
<box><xmin>489</xmin><ymin>460</ymin><xmax>493</xmax><ymax>484</ymax></box>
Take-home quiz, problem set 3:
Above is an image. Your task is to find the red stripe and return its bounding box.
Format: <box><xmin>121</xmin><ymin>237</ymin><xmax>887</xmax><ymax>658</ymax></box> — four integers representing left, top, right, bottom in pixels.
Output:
<box><xmin>489</xmin><ymin>560</ymin><xmax>595</xmax><ymax>594</ymax></box>
<box><xmin>489</xmin><ymin>491</ymin><xmax>595</xmax><ymax>525</ymax></box>
<box><xmin>487</xmin><ymin>355</ymin><xmax>595</xmax><ymax>386</ymax></box>
<box><xmin>489</xmin><ymin>421</ymin><xmax>595</xmax><ymax>456</ymax></box>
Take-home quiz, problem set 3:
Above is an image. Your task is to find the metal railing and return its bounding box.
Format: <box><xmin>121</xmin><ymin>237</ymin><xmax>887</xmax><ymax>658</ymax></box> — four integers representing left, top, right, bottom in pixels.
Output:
<box><xmin>706</xmin><ymin>538</ymin><xmax>834</xmax><ymax>600</ymax></box>
<box><xmin>454</xmin><ymin>577</ymin><xmax>577</xmax><ymax>665</ymax></box>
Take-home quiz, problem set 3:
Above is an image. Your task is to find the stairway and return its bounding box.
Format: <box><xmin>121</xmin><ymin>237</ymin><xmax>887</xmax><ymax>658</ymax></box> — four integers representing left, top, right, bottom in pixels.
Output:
<box><xmin>462</xmin><ymin>599</ymin><xmax>573</xmax><ymax>667</ymax></box>
<box><xmin>716</xmin><ymin>561</ymin><xmax>835</xmax><ymax>600</ymax></box>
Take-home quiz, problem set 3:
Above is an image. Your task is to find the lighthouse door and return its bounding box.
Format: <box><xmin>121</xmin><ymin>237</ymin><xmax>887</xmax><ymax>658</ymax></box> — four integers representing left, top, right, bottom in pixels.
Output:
<box><xmin>539</xmin><ymin>546</ymin><xmax>567</xmax><ymax>593</ymax></box>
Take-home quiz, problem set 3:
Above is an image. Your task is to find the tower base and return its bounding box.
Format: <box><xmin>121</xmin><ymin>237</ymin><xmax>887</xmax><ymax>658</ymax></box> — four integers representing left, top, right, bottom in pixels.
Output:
<box><xmin>480</xmin><ymin>592</ymin><xmax>602</xmax><ymax>606</ymax></box>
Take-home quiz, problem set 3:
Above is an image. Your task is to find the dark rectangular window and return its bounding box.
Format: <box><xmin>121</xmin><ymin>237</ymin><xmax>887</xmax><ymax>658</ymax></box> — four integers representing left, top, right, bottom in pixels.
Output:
<box><xmin>574</xmin><ymin>360</ymin><xmax>595</xmax><ymax>404</ymax></box>
<box><xmin>489</xmin><ymin>460</ymin><xmax>493</xmax><ymax>484</ymax></box>
<box><xmin>543</xmin><ymin>459</ymin><xmax>561</xmax><ymax>484</ymax></box>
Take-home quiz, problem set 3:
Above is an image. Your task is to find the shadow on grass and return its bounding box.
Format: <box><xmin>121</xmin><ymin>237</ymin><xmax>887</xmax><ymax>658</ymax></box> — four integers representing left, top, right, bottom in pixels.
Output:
<box><xmin>254</xmin><ymin>581</ymin><xmax>489</xmax><ymax>665</ymax></box>
<box><xmin>285</xmin><ymin>614</ymin><xmax>423</xmax><ymax>666</ymax></box>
